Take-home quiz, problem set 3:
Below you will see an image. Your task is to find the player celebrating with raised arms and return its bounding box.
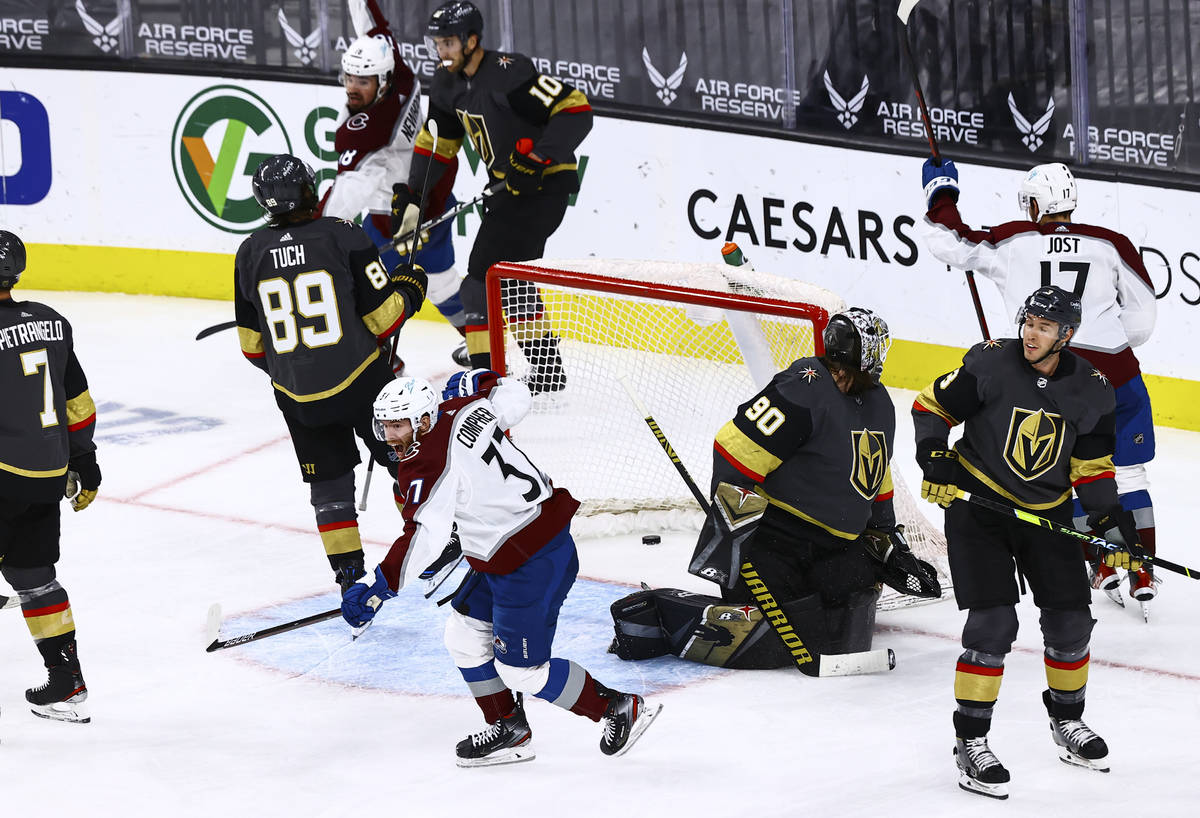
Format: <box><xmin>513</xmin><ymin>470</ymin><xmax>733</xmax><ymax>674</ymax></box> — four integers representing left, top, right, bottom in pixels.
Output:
<box><xmin>920</xmin><ymin>158</ymin><xmax>1159</xmax><ymax>613</ymax></box>
<box><xmin>319</xmin><ymin>0</ymin><xmax>469</xmax><ymax>368</ymax></box>
<box><xmin>339</xmin><ymin>370</ymin><xmax>660</xmax><ymax>766</ymax></box>
<box><xmin>913</xmin><ymin>285</ymin><xmax>1145</xmax><ymax>799</ymax></box>
<box><xmin>390</xmin><ymin>1</ymin><xmax>592</xmax><ymax>391</ymax></box>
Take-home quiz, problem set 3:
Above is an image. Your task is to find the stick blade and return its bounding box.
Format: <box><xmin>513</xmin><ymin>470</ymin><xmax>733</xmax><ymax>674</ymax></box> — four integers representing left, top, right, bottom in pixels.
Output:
<box><xmin>897</xmin><ymin>0</ymin><xmax>921</xmax><ymax>24</ymax></box>
<box><xmin>205</xmin><ymin>603</ymin><xmax>223</xmax><ymax>652</ymax></box>
<box><xmin>817</xmin><ymin>648</ymin><xmax>896</xmax><ymax>677</ymax></box>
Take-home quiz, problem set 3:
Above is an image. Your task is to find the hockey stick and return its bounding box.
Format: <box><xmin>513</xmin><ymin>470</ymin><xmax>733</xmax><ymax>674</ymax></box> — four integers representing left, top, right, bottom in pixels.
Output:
<box><xmin>954</xmin><ymin>490</ymin><xmax>1199</xmax><ymax>580</ymax></box>
<box><xmin>205</xmin><ymin>602</ymin><xmax>343</xmax><ymax>652</ymax></box>
<box><xmin>617</xmin><ymin>375</ymin><xmax>896</xmax><ymax>677</ymax></box>
<box><xmin>2</xmin><ymin>593</ymin><xmax>21</xmax><ymax>610</ymax></box>
<box><xmin>378</xmin><ymin>180</ymin><xmax>505</xmax><ymax>256</ymax></box>
<box><xmin>196</xmin><ymin>320</ymin><xmax>237</xmax><ymax>340</ymax></box>
<box><xmin>896</xmin><ymin>0</ymin><xmax>990</xmax><ymax>340</ymax></box>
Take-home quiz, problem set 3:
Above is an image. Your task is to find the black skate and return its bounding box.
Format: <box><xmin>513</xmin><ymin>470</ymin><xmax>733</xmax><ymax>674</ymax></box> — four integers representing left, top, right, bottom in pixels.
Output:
<box><xmin>953</xmin><ymin>737</ymin><xmax>1010</xmax><ymax>799</ymax></box>
<box><xmin>451</xmin><ymin>341</ymin><xmax>471</xmax><ymax>368</ymax></box>
<box><xmin>1049</xmin><ymin>716</ymin><xmax>1110</xmax><ymax>772</ymax></box>
<box><xmin>599</xmin><ymin>688</ymin><xmax>662</xmax><ymax>757</ymax></box>
<box><xmin>525</xmin><ymin>337</ymin><xmax>567</xmax><ymax>395</ymax></box>
<box><xmin>455</xmin><ymin>692</ymin><xmax>535</xmax><ymax>767</ymax></box>
<box><xmin>419</xmin><ymin>527</ymin><xmax>464</xmax><ymax>598</ymax></box>
<box><xmin>27</xmin><ymin>643</ymin><xmax>89</xmax><ymax>724</ymax></box>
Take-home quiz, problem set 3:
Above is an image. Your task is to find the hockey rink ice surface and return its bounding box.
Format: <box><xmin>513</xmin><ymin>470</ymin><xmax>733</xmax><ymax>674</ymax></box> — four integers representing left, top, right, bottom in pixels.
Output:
<box><xmin>1</xmin><ymin>291</ymin><xmax>1197</xmax><ymax>817</ymax></box>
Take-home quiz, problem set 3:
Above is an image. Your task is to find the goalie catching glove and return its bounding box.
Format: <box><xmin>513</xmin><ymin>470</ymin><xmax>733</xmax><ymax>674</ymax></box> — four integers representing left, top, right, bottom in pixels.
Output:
<box><xmin>688</xmin><ymin>482</ymin><xmax>768</xmax><ymax>590</ymax></box>
<box><xmin>860</xmin><ymin>525</ymin><xmax>942</xmax><ymax>599</ymax></box>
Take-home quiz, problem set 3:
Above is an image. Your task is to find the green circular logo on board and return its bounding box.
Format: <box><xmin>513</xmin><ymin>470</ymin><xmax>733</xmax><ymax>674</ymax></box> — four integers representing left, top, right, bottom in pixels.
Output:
<box><xmin>171</xmin><ymin>85</ymin><xmax>293</xmax><ymax>233</ymax></box>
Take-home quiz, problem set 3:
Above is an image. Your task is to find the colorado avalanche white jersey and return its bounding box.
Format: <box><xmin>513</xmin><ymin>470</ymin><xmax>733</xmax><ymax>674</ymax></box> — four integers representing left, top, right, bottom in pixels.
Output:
<box><xmin>922</xmin><ymin>195</ymin><xmax>1157</xmax><ymax>386</ymax></box>
<box><xmin>379</xmin><ymin>380</ymin><xmax>580</xmax><ymax>590</ymax></box>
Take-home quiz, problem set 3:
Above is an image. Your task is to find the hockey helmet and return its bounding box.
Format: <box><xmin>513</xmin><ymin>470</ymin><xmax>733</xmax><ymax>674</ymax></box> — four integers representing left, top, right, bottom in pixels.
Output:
<box><xmin>822</xmin><ymin>307</ymin><xmax>892</xmax><ymax>383</ymax></box>
<box><xmin>426</xmin><ymin>0</ymin><xmax>483</xmax><ymax>50</ymax></box>
<box><xmin>1018</xmin><ymin>162</ymin><xmax>1077</xmax><ymax>218</ymax></box>
<box><xmin>1016</xmin><ymin>285</ymin><xmax>1081</xmax><ymax>341</ymax></box>
<box><xmin>251</xmin><ymin>154</ymin><xmax>318</xmax><ymax>221</ymax></box>
<box><xmin>341</xmin><ymin>35</ymin><xmax>394</xmax><ymax>101</ymax></box>
<box><xmin>374</xmin><ymin>377</ymin><xmax>439</xmax><ymax>442</ymax></box>
<box><xmin>0</xmin><ymin>230</ymin><xmax>26</xmax><ymax>290</ymax></box>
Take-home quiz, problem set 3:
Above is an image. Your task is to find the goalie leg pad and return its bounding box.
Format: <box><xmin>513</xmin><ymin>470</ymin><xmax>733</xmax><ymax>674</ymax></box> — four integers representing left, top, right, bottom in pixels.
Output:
<box><xmin>689</xmin><ymin>482</ymin><xmax>768</xmax><ymax>590</ymax></box>
<box><xmin>609</xmin><ymin>590</ymin><xmax>669</xmax><ymax>659</ymax></box>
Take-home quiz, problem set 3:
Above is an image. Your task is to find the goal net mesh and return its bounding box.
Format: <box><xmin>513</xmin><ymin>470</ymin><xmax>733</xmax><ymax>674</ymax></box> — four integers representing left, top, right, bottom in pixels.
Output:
<box><xmin>488</xmin><ymin>258</ymin><xmax>950</xmax><ymax>610</ymax></box>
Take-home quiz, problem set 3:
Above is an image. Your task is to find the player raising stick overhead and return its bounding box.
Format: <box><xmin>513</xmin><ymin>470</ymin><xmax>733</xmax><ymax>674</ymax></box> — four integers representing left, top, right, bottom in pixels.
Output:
<box><xmin>320</xmin><ymin>0</ymin><xmax>469</xmax><ymax>368</ymax></box>
<box><xmin>338</xmin><ymin>370</ymin><xmax>660</xmax><ymax>766</ymax></box>
<box><xmin>920</xmin><ymin>158</ymin><xmax>1159</xmax><ymax>613</ymax></box>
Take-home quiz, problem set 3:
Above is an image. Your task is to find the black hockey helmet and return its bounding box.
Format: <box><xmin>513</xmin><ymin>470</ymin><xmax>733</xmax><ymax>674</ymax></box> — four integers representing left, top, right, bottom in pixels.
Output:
<box><xmin>1016</xmin><ymin>285</ymin><xmax>1081</xmax><ymax>341</ymax></box>
<box><xmin>251</xmin><ymin>154</ymin><xmax>317</xmax><ymax>221</ymax></box>
<box><xmin>427</xmin><ymin>0</ymin><xmax>483</xmax><ymax>46</ymax></box>
<box><xmin>0</xmin><ymin>230</ymin><xmax>26</xmax><ymax>290</ymax></box>
<box><xmin>822</xmin><ymin>306</ymin><xmax>891</xmax><ymax>383</ymax></box>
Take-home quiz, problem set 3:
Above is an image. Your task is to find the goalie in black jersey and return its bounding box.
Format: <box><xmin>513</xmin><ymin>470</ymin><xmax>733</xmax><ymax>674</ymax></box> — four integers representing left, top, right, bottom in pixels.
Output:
<box><xmin>913</xmin><ymin>285</ymin><xmax>1145</xmax><ymax>799</ymax></box>
<box><xmin>610</xmin><ymin>308</ymin><xmax>939</xmax><ymax>670</ymax></box>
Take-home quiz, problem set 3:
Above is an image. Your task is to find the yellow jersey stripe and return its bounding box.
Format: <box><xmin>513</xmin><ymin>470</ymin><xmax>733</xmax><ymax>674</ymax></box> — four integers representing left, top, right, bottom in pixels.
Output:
<box><xmin>758</xmin><ymin>488</ymin><xmax>860</xmax><ymax>540</ymax></box>
<box><xmin>65</xmin><ymin>389</ymin><xmax>96</xmax><ymax>427</ymax></box>
<box><xmin>238</xmin><ymin>326</ymin><xmax>264</xmax><ymax>357</ymax></box>
<box><xmin>957</xmin><ymin>453</ymin><xmax>1072</xmax><ymax>510</ymax></box>
<box><xmin>714</xmin><ymin>421</ymin><xmax>781</xmax><ymax>481</ymax></box>
<box><xmin>0</xmin><ymin>459</ymin><xmax>68</xmax><ymax>479</ymax></box>
<box><xmin>273</xmin><ymin>348</ymin><xmax>380</xmax><ymax>403</ymax></box>
<box><xmin>362</xmin><ymin>292</ymin><xmax>407</xmax><ymax>338</ymax></box>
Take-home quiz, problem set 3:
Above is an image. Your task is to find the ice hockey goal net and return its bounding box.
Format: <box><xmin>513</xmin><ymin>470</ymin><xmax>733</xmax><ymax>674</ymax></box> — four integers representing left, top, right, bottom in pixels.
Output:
<box><xmin>487</xmin><ymin>258</ymin><xmax>950</xmax><ymax>609</ymax></box>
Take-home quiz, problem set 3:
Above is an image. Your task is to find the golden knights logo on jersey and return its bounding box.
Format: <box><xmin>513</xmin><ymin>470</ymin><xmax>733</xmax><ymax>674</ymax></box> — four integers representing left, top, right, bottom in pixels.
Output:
<box><xmin>1003</xmin><ymin>407</ymin><xmax>1065</xmax><ymax>481</ymax></box>
<box><xmin>457</xmin><ymin>109</ymin><xmax>494</xmax><ymax>165</ymax></box>
<box><xmin>849</xmin><ymin>429</ymin><xmax>888</xmax><ymax>499</ymax></box>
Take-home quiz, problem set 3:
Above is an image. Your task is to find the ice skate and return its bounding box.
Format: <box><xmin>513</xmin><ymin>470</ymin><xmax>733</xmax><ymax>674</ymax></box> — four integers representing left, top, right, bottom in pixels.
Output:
<box><xmin>524</xmin><ymin>336</ymin><xmax>567</xmax><ymax>395</ymax></box>
<box><xmin>451</xmin><ymin>341</ymin><xmax>471</xmax><ymax>368</ymax></box>
<box><xmin>598</xmin><ymin>688</ymin><xmax>662</xmax><ymax>757</ymax></box>
<box><xmin>27</xmin><ymin>643</ymin><xmax>90</xmax><ymax>724</ymax></box>
<box><xmin>953</xmin><ymin>736</ymin><xmax>1010</xmax><ymax>800</ymax></box>
<box><xmin>1129</xmin><ymin>566</ymin><xmax>1157</xmax><ymax>622</ymax></box>
<box><xmin>455</xmin><ymin>692</ymin><xmax>535</xmax><ymax>767</ymax></box>
<box><xmin>1048</xmin><ymin>716</ymin><xmax>1110</xmax><ymax>772</ymax></box>
<box><xmin>1088</xmin><ymin>561</ymin><xmax>1124</xmax><ymax>608</ymax></box>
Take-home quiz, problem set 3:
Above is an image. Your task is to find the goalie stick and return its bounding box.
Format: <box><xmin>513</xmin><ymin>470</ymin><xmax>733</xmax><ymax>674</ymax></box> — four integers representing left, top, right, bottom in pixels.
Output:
<box><xmin>616</xmin><ymin>374</ymin><xmax>895</xmax><ymax>677</ymax></box>
<box><xmin>954</xmin><ymin>489</ymin><xmax>1199</xmax><ymax>581</ymax></box>
<box><xmin>896</xmin><ymin>0</ymin><xmax>990</xmax><ymax>341</ymax></box>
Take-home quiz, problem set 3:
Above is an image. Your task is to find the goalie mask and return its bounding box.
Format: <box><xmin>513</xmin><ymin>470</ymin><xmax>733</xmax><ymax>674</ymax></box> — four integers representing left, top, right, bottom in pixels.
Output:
<box><xmin>822</xmin><ymin>307</ymin><xmax>891</xmax><ymax>383</ymax></box>
<box><xmin>373</xmin><ymin>377</ymin><xmax>439</xmax><ymax>443</ymax></box>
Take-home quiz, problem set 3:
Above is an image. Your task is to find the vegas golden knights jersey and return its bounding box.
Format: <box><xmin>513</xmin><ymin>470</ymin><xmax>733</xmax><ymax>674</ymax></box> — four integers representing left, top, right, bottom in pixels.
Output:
<box><xmin>913</xmin><ymin>339</ymin><xmax>1118</xmax><ymax>510</ymax></box>
<box><xmin>0</xmin><ymin>299</ymin><xmax>97</xmax><ymax>503</ymax></box>
<box><xmin>234</xmin><ymin>217</ymin><xmax>411</xmax><ymax>424</ymax></box>
<box><xmin>712</xmin><ymin>357</ymin><xmax>896</xmax><ymax>541</ymax></box>
<box><xmin>407</xmin><ymin>50</ymin><xmax>592</xmax><ymax>195</ymax></box>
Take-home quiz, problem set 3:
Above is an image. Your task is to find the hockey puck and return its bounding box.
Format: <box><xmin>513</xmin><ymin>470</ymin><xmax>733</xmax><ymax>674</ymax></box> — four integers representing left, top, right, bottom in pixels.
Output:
<box><xmin>642</xmin><ymin>534</ymin><xmax>661</xmax><ymax>546</ymax></box>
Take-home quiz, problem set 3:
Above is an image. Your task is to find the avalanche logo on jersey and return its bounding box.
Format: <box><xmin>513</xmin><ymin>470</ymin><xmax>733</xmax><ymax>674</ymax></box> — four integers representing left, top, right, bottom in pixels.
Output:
<box><xmin>848</xmin><ymin>429</ymin><xmax>888</xmax><ymax>500</ymax></box>
<box><xmin>1004</xmin><ymin>407</ymin><xmax>1065</xmax><ymax>481</ymax></box>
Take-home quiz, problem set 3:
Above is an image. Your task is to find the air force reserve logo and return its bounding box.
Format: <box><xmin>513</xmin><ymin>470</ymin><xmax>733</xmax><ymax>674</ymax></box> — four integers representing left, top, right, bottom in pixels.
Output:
<box><xmin>1004</xmin><ymin>407</ymin><xmax>1065</xmax><ymax>480</ymax></box>
<box><xmin>277</xmin><ymin>9</ymin><xmax>322</xmax><ymax>66</ymax></box>
<box><xmin>823</xmin><ymin>71</ymin><xmax>869</xmax><ymax>129</ymax></box>
<box><xmin>1008</xmin><ymin>92</ymin><xmax>1055</xmax><ymax>152</ymax></box>
<box><xmin>642</xmin><ymin>48</ymin><xmax>688</xmax><ymax>106</ymax></box>
<box><xmin>849</xmin><ymin>429</ymin><xmax>888</xmax><ymax>500</ymax></box>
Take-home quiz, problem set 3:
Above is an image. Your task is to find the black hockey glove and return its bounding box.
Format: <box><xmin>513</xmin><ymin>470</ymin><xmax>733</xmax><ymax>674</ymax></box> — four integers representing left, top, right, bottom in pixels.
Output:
<box><xmin>388</xmin><ymin>183</ymin><xmax>427</xmax><ymax>253</ymax></box>
<box><xmin>1087</xmin><ymin>506</ymin><xmax>1146</xmax><ymax>571</ymax></box>
<box><xmin>65</xmin><ymin>450</ymin><xmax>101</xmax><ymax>512</ymax></box>
<box><xmin>505</xmin><ymin>147</ymin><xmax>551</xmax><ymax>196</ymax></box>
<box><xmin>861</xmin><ymin>525</ymin><xmax>942</xmax><ymax>599</ymax></box>
<box><xmin>916</xmin><ymin>439</ymin><xmax>959</xmax><ymax>508</ymax></box>
<box><xmin>392</xmin><ymin>262</ymin><xmax>428</xmax><ymax>314</ymax></box>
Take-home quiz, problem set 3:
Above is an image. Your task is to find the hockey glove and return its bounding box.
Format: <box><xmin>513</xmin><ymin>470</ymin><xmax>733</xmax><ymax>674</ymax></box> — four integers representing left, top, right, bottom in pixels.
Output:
<box><xmin>389</xmin><ymin>184</ymin><xmax>428</xmax><ymax>257</ymax></box>
<box><xmin>392</xmin><ymin>262</ymin><xmax>428</xmax><ymax>314</ymax></box>
<box><xmin>340</xmin><ymin>565</ymin><xmax>397</xmax><ymax>628</ymax></box>
<box><xmin>1087</xmin><ymin>507</ymin><xmax>1146</xmax><ymax>571</ymax></box>
<box><xmin>65</xmin><ymin>452</ymin><xmax>101</xmax><ymax>512</ymax></box>
<box><xmin>861</xmin><ymin>525</ymin><xmax>942</xmax><ymax>599</ymax></box>
<box><xmin>505</xmin><ymin>146</ymin><xmax>551</xmax><ymax>196</ymax></box>
<box><xmin>916</xmin><ymin>440</ymin><xmax>959</xmax><ymax>508</ymax></box>
<box><xmin>443</xmin><ymin>368</ymin><xmax>501</xmax><ymax>400</ymax></box>
<box><xmin>922</xmin><ymin>157</ymin><xmax>959</xmax><ymax>209</ymax></box>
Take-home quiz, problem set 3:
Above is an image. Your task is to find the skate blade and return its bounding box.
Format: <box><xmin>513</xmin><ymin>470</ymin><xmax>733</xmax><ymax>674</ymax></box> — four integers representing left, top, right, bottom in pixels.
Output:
<box><xmin>30</xmin><ymin>700</ymin><xmax>90</xmax><ymax>724</ymax></box>
<box><xmin>1058</xmin><ymin>749</ymin><xmax>1110</xmax><ymax>773</ymax></box>
<box><xmin>455</xmin><ymin>744</ymin><xmax>536</xmax><ymax>767</ymax></box>
<box><xmin>610</xmin><ymin>701</ymin><xmax>663</xmax><ymax>758</ymax></box>
<box><xmin>1101</xmin><ymin>585</ymin><xmax>1125</xmax><ymax>607</ymax></box>
<box><xmin>957</xmin><ymin>774</ymin><xmax>1008</xmax><ymax>800</ymax></box>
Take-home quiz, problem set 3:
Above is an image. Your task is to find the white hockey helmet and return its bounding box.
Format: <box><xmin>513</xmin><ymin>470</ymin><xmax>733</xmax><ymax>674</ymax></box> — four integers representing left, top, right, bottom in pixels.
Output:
<box><xmin>373</xmin><ymin>377</ymin><xmax>439</xmax><ymax>441</ymax></box>
<box><xmin>340</xmin><ymin>35</ymin><xmax>394</xmax><ymax>101</ymax></box>
<box><xmin>1017</xmin><ymin>162</ymin><xmax>1077</xmax><ymax>218</ymax></box>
